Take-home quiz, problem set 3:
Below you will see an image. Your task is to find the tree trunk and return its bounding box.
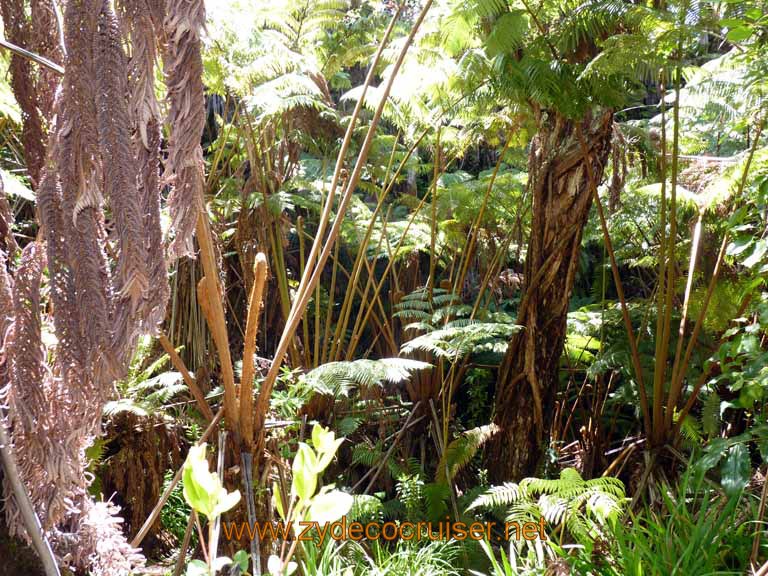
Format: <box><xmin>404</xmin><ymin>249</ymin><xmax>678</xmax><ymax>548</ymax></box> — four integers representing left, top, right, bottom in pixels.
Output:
<box><xmin>488</xmin><ymin>108</ymin><xmax>613</xmax><ymax>482</ymax></box>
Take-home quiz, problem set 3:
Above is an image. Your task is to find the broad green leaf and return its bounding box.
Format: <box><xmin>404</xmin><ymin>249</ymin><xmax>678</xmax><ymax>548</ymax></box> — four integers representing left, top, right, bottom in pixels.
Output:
<box><xmin>726</xmin><ymin>26</ymin><xmax>753</xmax><ymax>42</ymax></box>
<box><xmin>292</xmin><ymin>443</ymin><xmax>318</xmax><ymax>502</ymax></box>
<box><xmin>315</xmin><ymin>437</ymin><xmax>345</xmax><ymax>473</ymax></box>
<box><xmin>182</xmin><ymin>443</ymin><xmax>240</xmax><ymax>519</ymax></box>
<box><xmin>183</xmin><ymin>444</ymin><xmax>216</xmax><ymax>518</ymax></box>
<box><xmin>311</xmin><ymin>423</ymin><xmax>325</xmax><ymax>450</ymax></box>
<box><xmin>273</xmin><ymin>481</ymin><xmax>285</xmax><ymax>519</ymax></box>
<box><xmin>307</xmin><ymin>490</ymin><xmax>354</xmax><ymax>525</ymax></box>
<box><xmin>233</xmin><ymin>550</ymin><xmax>249</xmax><ymax>572</ymax></box>
<box><xmin>1</xmin><ymin>169</ymin><xmax>34</xmax><ymax>202</ymax></box>
<box><xmin>721</xmin><ymin>444</ymin><xmax>750</xmax><ymax>497</ymax></box>
<box><xmin>311</xmin><ymin>423</ymin><xmax>344</xmax><ymax>471</ymax></box>
<box><xmin>742</xmin><ymin>239</ymin><xmax>767</xmax><ymax>268</ymax></box>
<box><xmin>697</xmin><ymin>438</ymin><xmax>728</xmax><ymax>472</ymax></box>
<box><xmin>212</xmin><ymin>488</ymin><xmax>241</xmax><ymax>518</ymax></box>
<box><xmin>726</xmin><ymin>237</ymin><xmax>752</xmax><ymax>256</ymax></box>
<box><xmin>185</xmin><ymin>559</ymin><xmax>209</xmax><ymax>576</ymax></box>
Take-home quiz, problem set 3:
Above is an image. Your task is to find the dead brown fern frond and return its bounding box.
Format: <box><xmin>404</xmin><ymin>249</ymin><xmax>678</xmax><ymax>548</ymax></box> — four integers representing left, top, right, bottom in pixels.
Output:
<box><xmin>29</xmin><ymin>0</ymin><xmax>62</xmax><ymax>121</ymax></box>
<box><xmin>2</xmin><ymin>242</ymin><xmax>75</xmax><ymax>531</ymax></box>
<box><xmin>95</xmin><ymin>0</ymin><xmax>149</xmax><ymax>308</ymax></box>
<box><xmin>0</xmin><ymin>0</ymin><xmax>60</xmax><ymax>187</ymax></box>
<box><xmin>118</xmin><ymin>0</ymin><xmax>169</xmax><ymax>332</ymax></box>
<box><xmin>0</xmin><ymin>175</ymin><xmax>18</xmax><ymax>256</ymax></box>
<box><xmin>162</xmin><ymin>0</ymin><xmax>207</xmax><ymax>259</ymax></box>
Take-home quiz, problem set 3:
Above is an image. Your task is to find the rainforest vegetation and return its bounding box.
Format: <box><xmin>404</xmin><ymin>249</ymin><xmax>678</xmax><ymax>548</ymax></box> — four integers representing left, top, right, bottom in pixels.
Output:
<box><xmin>0</xmin><ymin>0</ymin><xmax>767</xmax><ymax>574</ymax></box>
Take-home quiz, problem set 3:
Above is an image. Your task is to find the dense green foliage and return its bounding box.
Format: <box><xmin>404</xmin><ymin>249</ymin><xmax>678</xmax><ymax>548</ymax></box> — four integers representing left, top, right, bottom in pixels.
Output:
<box><xmin>1</xmin><ymin>0</ymin><xmax>768</xmax><ymax>574</ymax></box>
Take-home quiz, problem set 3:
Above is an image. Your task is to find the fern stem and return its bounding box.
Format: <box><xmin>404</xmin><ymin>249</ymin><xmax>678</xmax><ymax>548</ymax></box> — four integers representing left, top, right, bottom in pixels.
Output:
<box><xmin>452</xmin><ymin>134</ymin><xmax>513</xmax><ymax>304</ymax></box>
<box><xmin>651</xmin><ymin>67</ymin><xmax>670</xmax><ymax>443</ymax></box>
<box><xmin>576</xmin><ymin>125</ymin><xmax>651</xmax><ymax>436</ymax></box>
<box><xmin>158</xmin><ymin>332</ymin><xmax>214</xmax><ymax>422</ymax></box>
<box><xmin>668</xmin><ymin>118</ymin><xmax>764</xmax><ymax>427</ymax></box>
<box><xmin>655</xmin><ymin>56</ymin><xmax>682</xmax><ymax>440</ymax></box>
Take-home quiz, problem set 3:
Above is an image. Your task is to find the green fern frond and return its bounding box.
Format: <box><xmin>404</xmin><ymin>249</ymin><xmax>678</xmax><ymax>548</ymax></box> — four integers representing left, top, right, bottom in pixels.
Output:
<box><xmin>350</xmin><ymin>494</ymin><xmax>384</xmax><ymax>523</ymax></box>
<box><xmin>104</xmin><ymin>398</ymin><xmax>150</xmax><ymax>418</ymax></box>
<box><xmin>468</xmin><ymin>482</ymin><xmax>524</xmax><ymax>511</ymax></box>
<box><xmin>437</xmin><ymin>423</ymin><xmax>499</xmax><ymax>482</ymax></box>
<box><xmin>471</xmin><ymin>468</ymin><xmax>627</xmax><ymax>545</ymax></box>
<box><xmin>301</xmin><ymin>358</ymin><xmax>431</xmax><ymax>397</ymax></box>
<box><xmin>680</xmin><ymin>414</ymin><xmax>703</xmax><ymax>444</ymax></box>
<box><xmin>701</xmin><ymin>391</ymin><xmax>722</xmax><ymax>437</ymax></box>
<box><xmin>352</xmin><ymin>441</ymin><xmax>382</xmax><ymax>468</ymax></box>
<box><xmin>424</xmin><ymin>482</ymin><xmax>451</xmax><ymax>521</ymax></box>
<box><xmin>401</xmin><ymin>322</ymin><xmax>520</xmax><ymax>359</ymax></box>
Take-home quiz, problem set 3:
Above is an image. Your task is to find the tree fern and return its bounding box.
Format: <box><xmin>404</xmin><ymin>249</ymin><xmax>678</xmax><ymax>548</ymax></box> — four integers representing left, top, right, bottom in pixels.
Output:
<box><xmin>401</xmin><ymin>321</ymin><xmax>520</xmax><ymax>359</ymax></box>
<box><xmin>469</xmin><ymin>468</ymin><xmax>627</xmax><ymax>544</ymax></box>
<box><xmin>300</xmin><ymin>357</ymin><xmax>431</xmax><ymax>397</ymax></box>
<box><xmin>104</xmin><ymin>372</ymin><xmax>185</xmax><ymax>417</ymax></box>
<box><xmin>351</xmin><ymin>441</ymin><xmax>382</xmax><ymax>468</ymax></box>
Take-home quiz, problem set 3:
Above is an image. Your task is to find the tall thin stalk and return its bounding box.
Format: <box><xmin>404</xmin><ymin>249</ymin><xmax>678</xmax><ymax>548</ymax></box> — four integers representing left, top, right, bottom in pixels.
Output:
<box><xmin>252</xmin><ymin>1</ymin><xmax>435</xmax><ymax>466</ymax></box>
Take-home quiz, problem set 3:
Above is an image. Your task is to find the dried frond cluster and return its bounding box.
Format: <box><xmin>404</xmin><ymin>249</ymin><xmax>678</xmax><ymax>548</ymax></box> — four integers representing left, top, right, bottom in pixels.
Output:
<box><xmin>0</xmin><ymin>0</ymin><xmax>208</xmax><ymax>571</ymax></box>
<box><xmin>162</xmin><ymin>0</ymin><xmax>207</xmax><ymax>259</ymax></box>
<box><xmin>0</xmin><ymin>0</ymin><xmax>61</xmax><ymax>187</ymax></box>
<box><xmin>0</xmin><ymin>177</ymin><xmax>18</xmax><ymax>255</ymax></box>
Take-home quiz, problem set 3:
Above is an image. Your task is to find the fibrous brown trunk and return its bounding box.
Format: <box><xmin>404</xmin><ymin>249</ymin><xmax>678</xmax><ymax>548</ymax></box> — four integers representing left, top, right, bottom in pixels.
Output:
<box><xmin>488</xmin><ymin>108</ymin><xmax>613</xmax><ymax>482</ymax></box>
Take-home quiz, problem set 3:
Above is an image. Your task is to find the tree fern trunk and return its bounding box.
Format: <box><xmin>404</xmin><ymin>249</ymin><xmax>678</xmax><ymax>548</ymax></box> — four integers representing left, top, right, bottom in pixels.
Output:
<box><xmin>488</xmin><ymin>108</ymin><xmax>613</xmax><ymax>481</ymax></box>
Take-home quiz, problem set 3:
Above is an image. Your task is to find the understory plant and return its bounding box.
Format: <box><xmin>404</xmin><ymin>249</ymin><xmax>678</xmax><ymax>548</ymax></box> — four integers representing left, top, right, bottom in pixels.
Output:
<box><xmin>271</xmin><ymin>423</ymin><xmax>353</xmax><ymax>576</ymax></box>
<box><xmin>182</xmin><ymin>443</ymin><xmax>246</xmax><ymax>576</ymax></box>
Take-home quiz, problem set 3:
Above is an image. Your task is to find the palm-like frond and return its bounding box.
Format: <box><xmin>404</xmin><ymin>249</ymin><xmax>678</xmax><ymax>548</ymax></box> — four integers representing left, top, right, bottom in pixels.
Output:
<box><xmin>469</xmin><ymin>468</ymin><xmax>627</xmax><ymax>544</ymax></box>
<box><xmin>468</xmin><ymin>482</ymin><xmax>524</xmax><ymax>510</ymax></box>
<box><xmin>300</xmin><ymin>357</ymin><xmax>431</xmax><ymax>397</ymax></box>
<box><xmin>401</xmin><ymin>321</ymin><xmax>520</xmax><ymax>359</ymax></box>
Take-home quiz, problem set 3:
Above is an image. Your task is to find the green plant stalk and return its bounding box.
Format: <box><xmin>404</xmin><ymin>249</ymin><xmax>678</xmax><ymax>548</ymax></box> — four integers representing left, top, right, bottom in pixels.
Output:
<box><xmin>287</xmin><ymin>4</ymin><xmax>404</xmax><ymax>320</ymax></box>
<box><xmin>269</xmin><ymin>216</ymin><xmax>299</xmax><ymax>365</ymax></box>
<box><xmin>652</xmin><ymin>70</ymin><xmax>669</xmax><ymax>441</ymax></box>
<box><xmin>294</xmin><ymin>226</ymin><xmax>397</xmax><ymax>360</ymax></box>
<box><xmin>345</xmin><ymin>156</ymin><xmax>456</xmax><ymax>356</ymax></box>
<box><xmin>452</xmin><ymin>135</ymin><xmax>513</xmax><ymax>303</ymax></box>
<box><xmin>576</xmin><ymin>126</ymin><xmax>651</xmax><ymax>435</ymax></box>
<box><xmin>330</xmin><ymin>168</ymin><xmax>395</xmax><ymax>361</ymax></box>
<box><xmin>205</xmin><ymin>97</ymin><xmax>241</xmax><ymax>190</ymax></box>
<box><xmin>667</xmin><ymin>118</ymin><xmax>764</xmax><ymax>423</ymax></box>
<box><xmin>319</xmin><ymin>181</ymin><xmax>343</xmax><ymax>366</ymax></box>
<box><xmin>470</xmin><ymin>234</ymin><xmax>514</xmax><ymax>319</ymax></box>
<box><xmin>297</xmin><ymin>216</ymin><xmax>311</xmax><ymax>367</ymax></box>
<box><xmin>347</xmin><ymin>251</ymin><xmax>399</xmax><ymax>360</ymax></box>
<box><xmin>246</xmin><ymin>112</ymin><xmax>301</xmax><ymax>365</ymax></box>
<box><xmin>209</xmin><ymin>431</ymin><xmax>227</xmax><ymax>571</ymax></box>
<box><xmin>342</xmin><ymin>228</ymin><xmax>393</xmax><ymax>361</ymax></box>
<box><xmin>428</xmin><ymin>127</ymin><xmax>441</xmax><ymax>296</ymax></box>
<box><xmin>313</xmin><ymin>158</ymin><xmax>328</xmax><ymax>367</ymax></box>
<box><xmin>330</xmin><ymin>130</ymin><xmax>427</xmax><ymax>361</ymax></box>
<box><xmin>666</xmin><ymin>211</ymin><xmax>702</xmax><ymax>416</ymax></box>
<box><xmin>331</xmin><ymin>88</ymin><xmax>479</xmax><ymax>360</ymax></box>
<box><xmin>320</xmin><ymin>239</ymin><xmax>340</xmax><ymax>365</ymax></box>
<box><xmin>272</xmin><ymin>5</ymin><xmax>408</xmax><ymax>372</ymax></box>
<box><xmin>654</xmin><ymin>59</ymin><xmax>682</xmax><ymax>443</ymax></box>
